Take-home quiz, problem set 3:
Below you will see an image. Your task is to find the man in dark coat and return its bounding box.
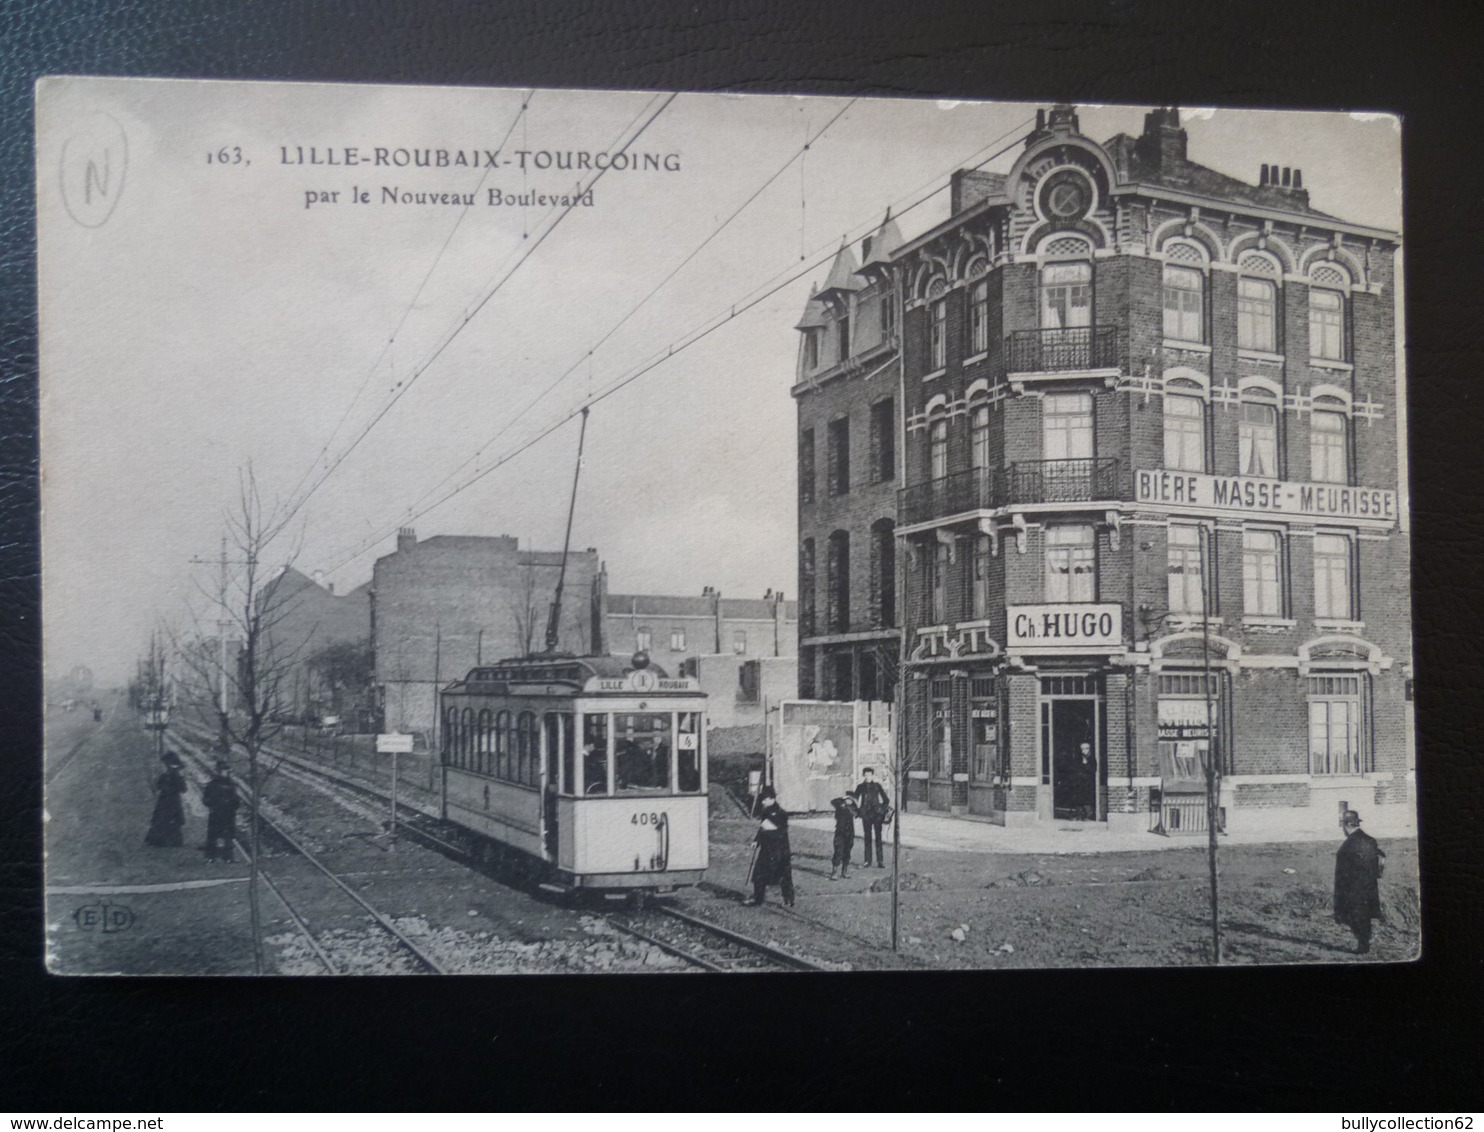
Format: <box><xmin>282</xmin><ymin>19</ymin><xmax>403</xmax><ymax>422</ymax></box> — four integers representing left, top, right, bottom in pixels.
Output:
<box><xmin>1334</xmin><ymin>809</ymin><xmax>1386</xmax><ymax>954</ymax></box>
<box><xmin>744</xmin><ymin>786</ymin><xmax>793</xmax><ymax>907</ymax></box>
<box><xmin>854</xmin><ymin>766</ymin><xmax>890</xmax><ymax>868</ymax></box>
<box><xmin>828</xmin><ymin>793</ymin><xmax>859</xmax><ymax>880</ymax></box>
<box><xmin>144</xmin><ymin>750</ymin><xmax>186</xmax><ymax>847</ymax></box>
<box><xmin>202</xmin><ymin>761</ymin><xmax>240</xmax><ymax>863</ymax></box>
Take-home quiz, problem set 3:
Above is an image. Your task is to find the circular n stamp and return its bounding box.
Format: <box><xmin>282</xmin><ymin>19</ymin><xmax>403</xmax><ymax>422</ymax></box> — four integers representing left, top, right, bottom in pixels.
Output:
<box><xmin>58</xmin><ymin>111</ymin><xmax>128</xmax><ymax>228</ymax></box>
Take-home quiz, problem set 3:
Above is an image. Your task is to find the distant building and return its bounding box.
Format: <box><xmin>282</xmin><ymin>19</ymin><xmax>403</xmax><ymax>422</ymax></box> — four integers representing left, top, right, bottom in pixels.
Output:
<box><xmin>261</xmin><ymin>566</ymin><xmax>372</xmax><ymax>721</ymax></box>
<box><xmin>372</xmin><ymin>528</ymin><xmax>600</xmax><ymax>736</ymax></box>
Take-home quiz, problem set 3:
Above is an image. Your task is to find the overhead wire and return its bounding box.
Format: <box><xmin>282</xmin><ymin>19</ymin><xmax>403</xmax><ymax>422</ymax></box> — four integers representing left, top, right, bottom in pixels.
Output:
<box><xmin>261</xmin><ymin>91</ymin><xmax>677</xmax><ymax>547</ymax></box>
<box><xmin>316</xmin><ymin>114</ymin><xmax>1036</xmax><ymax>578</ymax></box>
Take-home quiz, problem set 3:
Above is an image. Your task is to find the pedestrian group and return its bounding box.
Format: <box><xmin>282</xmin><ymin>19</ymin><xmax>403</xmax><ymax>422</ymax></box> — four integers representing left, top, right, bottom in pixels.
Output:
<box><xmin>144</xmin><ymin>750</ymin><xmax>241</xmax><ymax>863</ymax></box>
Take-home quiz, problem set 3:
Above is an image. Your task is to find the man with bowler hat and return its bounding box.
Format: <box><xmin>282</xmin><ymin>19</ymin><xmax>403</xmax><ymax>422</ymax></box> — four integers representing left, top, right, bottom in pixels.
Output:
<box><xmin>1334</xmin><ymin>808</ymin><xmax>1386</xmax><ymax>954</ymax></box>
<box><xmin>744</xmin><ymin>786</ymin><xmax>794</xmax><ymax>907</ymax></box>
<box><xmin>202</xmin><ymin>760</ymin><xmax>240</xmax><ymax>863</ymax></box>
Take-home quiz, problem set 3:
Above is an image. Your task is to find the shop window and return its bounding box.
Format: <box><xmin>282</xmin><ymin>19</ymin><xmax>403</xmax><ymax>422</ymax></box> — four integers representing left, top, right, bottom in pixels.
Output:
<box><xmin>1046</xmin><ymin>524</ymin><xmax>1096</xmax><ymax>603</ymax></box>
<box><xmin>930</xmin><ymin>678</ymin><xmax>952</xmax><ymax>777</ymax></box>
<box><xmin>1167</xmin><ymin>523</ymin><xmax>1206</xmax><ymax>615</ymax></box>
<box><xmin>1309</xmin><ymin>288</ymin><xmax>1346</xmax><ymax>361</ymax></box>
<box><xmin>1163</xmin><ymin>264</ymin><xmax>1205</xmax><ymax>343</ymax></box>
<box><xmin>1242</xmin><ymin>528</ymin><xmax>1284</xmax><ymax>616</ymax></box>
<box><xmin>1043</xmin><ymin>392</ymin><xmax>1094</xmax><ymax>461</ymax></box>
<box><xmin>1157</xmin><ymin>672</ymin><xmax>1220</xmax><ymax>782</ymax></box>
<box><xmin>1237</xmin><ymin>276</ymin><xmax>1277</xmax><ymax>352</ymax></box>
<box><xmin>827</xmin><ymin>417</ymin><xmax>850</xmax><ymax>496</ymax></box>
<box><xmin>869</xmin><ymin>399</ymin><xmax>895</xmax><ymax>483</ymax></box>
<box><xmin>1163</xmin><ymin>390</ymin><xmax>1205</xmax><ymax>472</ymax></box>
<box><xmin>1239</xmin><ymin>395</ymin><xmax>1279</xmax><ymax>478</ymax></box>
<box><xmin>1041</xmin><ymin>262</ymin><xmax>1092</xmax><ymax>329</ymax></box>
<box><xmin>799</xmin><ymin>428</ymin><xmax>815</xmax><ymax>504</ymax></box>
<box><xmin>970</xmin><ymin>678</ymin><xmax>999</xmax><ymax>781</ymax></box>
<box><xmin>1311</xmin><ymin>408</ymin><xmax>1349</xmax><ymax>484</ymax></box>
<box><xmin>1308</xmin><ymin>675</ymin><xmax>1364</xmax><ymax>775</ymax></box>
<box><xmin>929</xmin><ymin>298</ymin><xmax>947</xmax><ymax>369</ymax></box>
<box><xmin>1314</xmin><ymin>532</ymin><xmax>1354</xmax><ymax>620</ymax></box>
<box><xmin>969</xmin><ymin>279</ymin><xmax>990</xmax><ymax>354</ymax></box>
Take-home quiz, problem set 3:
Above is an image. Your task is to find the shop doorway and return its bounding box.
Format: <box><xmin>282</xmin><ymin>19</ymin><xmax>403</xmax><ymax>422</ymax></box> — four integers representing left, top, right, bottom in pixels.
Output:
<box><xmin>1038</xmin><ymin>675</ymin><xmax>1106</xmax><ymax>821</ymax></box>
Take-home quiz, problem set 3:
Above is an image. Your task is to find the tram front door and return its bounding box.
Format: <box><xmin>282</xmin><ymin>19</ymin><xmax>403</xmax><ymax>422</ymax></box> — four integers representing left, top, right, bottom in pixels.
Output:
<box><xmin>1040</xmin><ymin>690</ymin><xmax>1104</xmax><ymax>822</ymax></box>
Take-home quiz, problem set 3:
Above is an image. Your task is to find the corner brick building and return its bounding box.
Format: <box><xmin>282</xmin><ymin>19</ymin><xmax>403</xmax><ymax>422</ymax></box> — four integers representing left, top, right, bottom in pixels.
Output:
<box><xmin>794</xmin><ymin>104</ymin><xmax>1410</xmax><ymax>833</ymax></box>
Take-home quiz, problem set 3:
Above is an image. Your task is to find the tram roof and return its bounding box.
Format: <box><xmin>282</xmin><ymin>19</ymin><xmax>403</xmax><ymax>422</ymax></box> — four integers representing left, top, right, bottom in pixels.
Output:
<box><xmin>448</xmin><ymin>653</ymin><xmax>671</xmax><ymax>692</ymax></box>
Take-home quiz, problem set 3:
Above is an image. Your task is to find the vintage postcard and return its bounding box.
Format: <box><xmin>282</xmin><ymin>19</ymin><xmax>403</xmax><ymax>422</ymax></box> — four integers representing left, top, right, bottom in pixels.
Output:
<box><xmin>38</xmin><ymin>77</ymin><xmax>1413</xmax><ymax>974</ymax></box>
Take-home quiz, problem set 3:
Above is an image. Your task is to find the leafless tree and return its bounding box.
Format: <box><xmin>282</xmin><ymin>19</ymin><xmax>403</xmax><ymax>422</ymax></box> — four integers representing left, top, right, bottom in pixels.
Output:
<box><xmin>173</xmin><ymin>464</ymin><xmax>310</xmax><ymax>974</ymax></box>
<box><xmin>509</xmin><ymin>558</ymin><xmax>542</xmax><ymax>657</ymax></box>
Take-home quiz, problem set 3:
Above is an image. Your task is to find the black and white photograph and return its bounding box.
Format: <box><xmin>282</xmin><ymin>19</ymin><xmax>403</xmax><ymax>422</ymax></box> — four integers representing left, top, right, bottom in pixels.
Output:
<box><xmin>38</xmin><ymin>76</ymin><xmax>1415</xmax><ymax>977</ymax></box>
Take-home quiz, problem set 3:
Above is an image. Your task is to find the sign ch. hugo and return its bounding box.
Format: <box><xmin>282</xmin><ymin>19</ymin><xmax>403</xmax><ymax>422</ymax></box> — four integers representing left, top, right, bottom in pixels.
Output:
<box><xmin>1136</xmin><ymin>469</ymin><xmax>1396</xmax><ymax>523</ymax></box>
<box><xmin>1007</xmin><ymin>603</ymin><xmax>1123</xmax><ymax>651</ymax></box>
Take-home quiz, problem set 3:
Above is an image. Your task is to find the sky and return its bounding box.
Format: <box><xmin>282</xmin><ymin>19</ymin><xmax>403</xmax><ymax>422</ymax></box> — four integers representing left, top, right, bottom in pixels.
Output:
<box><xmin>36</xmin><ymin>78</ymin><xmax>1403</xmax><ymax>685</ymax></box>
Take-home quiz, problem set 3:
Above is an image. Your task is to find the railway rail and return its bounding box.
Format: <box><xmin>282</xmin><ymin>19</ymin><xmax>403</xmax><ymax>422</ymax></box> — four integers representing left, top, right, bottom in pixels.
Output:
<box><xmin>171</xmin><ymin>729</ymin><xmax>446</xmax><ymax>975</ymax></box>
<box><xmin>176</xmin><ymin>719</ymin><xmax>834</xmax><ymax>974</ymax></box>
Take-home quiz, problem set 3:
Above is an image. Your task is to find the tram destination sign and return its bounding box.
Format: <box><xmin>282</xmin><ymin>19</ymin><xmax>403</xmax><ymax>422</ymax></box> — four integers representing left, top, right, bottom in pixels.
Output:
<box><xmin>1135</xmin><ymin>469</ymin><xmax>1397</xmax><ymax>524</ymax></box>
<box><xmin>1007</xmin><ymin>603</ymin><xmax>1123</xmax><ymax>653</ymax></box>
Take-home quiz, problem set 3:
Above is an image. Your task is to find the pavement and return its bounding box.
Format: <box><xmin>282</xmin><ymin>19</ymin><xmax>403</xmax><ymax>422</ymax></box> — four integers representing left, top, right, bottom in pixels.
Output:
<box><xmin>790</xmin><ymin>801</ymin><xmax>1417</xmax><ymax>855</ymax></box>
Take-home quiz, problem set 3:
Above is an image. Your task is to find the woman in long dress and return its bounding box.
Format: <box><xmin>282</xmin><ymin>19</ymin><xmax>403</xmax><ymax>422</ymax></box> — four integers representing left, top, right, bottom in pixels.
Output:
<box><xmin>144</xmin><ymin>751</ymin><xmax>187</xmax><ymax>847</ymax></box>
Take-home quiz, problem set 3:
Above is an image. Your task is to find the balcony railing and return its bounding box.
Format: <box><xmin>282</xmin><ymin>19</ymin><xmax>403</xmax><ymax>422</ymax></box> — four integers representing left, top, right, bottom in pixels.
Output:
<box><xmin>900</xmin><ymin>458</ymin><xmax>1123</xmax><ymax>524</ymax></box>
<box><xmin>1005</xmin><ymin>325</ymin><xmax>1121</xmax><ymax>374</ymax></box>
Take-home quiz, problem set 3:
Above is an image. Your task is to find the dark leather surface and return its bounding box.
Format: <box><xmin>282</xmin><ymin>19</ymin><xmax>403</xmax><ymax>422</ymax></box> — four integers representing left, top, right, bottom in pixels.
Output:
<box><xmin>4</xmin><ymin>0</ymin><xmax>1483</xmax><ymax>1111</ymax></box>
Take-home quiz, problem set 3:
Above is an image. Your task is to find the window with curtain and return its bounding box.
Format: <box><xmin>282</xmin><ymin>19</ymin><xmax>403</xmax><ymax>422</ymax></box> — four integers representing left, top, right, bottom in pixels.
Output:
<box><xmin>1308</xmin><ymin>675</ymin><xmax>1364</xmax><ymax>775</ymax></box>
<box><xmin>1167</xmin><ymin>523</ymin><xmax>1206</xmax><ymax>615</ymax></box>
<box><xmin>969</xmin><ymin>279</ymin><xmax>990</xmax><ymax>354</ymax></box>
<box><xmin>929</xmin><ymin>298</ymin><xmax>947</xmax><ymax>369</ymax></box>
<box><xmin>1163</xmin><ymin>392</ymin><xmax>1205</xmax><ymax>472</ymax></box>
<box><xmin>1310</xmin><ymin>408</ymin><xmax>1348</xmax><ymax>484</ymax></box>
<box><xmin>1237</xmin><ymin>276</ymin><xmax>1277</xmax><ymax>352</ymax></box>
<box><xmin>1309</xmin><ymin>288</ymin><xmax>1345</xmax><ymax>360</ymax></box>
<box><xmin>1242</xmin><ymin>528</ymin><xmax>1283</xmax><ymax>616</ymax></box>
<box><xmin>1040</xmin><ymin>262</ymin><xmax>1092</xmax><ymax>329</ymax></box>
<box><xmin>1313</xmin><ymin>532</ymin><xmax>1353</xmax><ymax>620</ymax></box>
<box><xmin>928</xmin><ymin>417</ymin><xmax>948</xmax><ymax>481</ymax></box>
<box><xmin>1163</xmin><ymin>264</ymin><xmax>1204</xmax><ymax>342</ymax></box>
<box><xmin>1046</xmin><ymin>524</ymin><xmax>1096</xmax><ymax>602</ymax></box>
<box><xmin>970</xmin><ymin>403</ymin><xmax>991</xmax><ymax>471</ymax></box>
<box><xmin>1239</xmin><ymin>397</ymin><xmax>1279</xmax><ymax>477</ymax></box>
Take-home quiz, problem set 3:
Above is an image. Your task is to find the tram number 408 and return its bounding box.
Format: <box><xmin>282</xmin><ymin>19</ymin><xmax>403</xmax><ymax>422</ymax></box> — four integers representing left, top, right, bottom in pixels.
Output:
<box><xmin>631</xmin><ymin>812</ymin><xmax>667</xmax><ymax>826</ymax></box>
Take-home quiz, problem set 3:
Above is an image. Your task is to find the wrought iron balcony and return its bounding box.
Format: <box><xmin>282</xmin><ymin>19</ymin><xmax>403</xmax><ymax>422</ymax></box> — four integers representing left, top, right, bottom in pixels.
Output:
<box><xmin>900</xmin><ymin>458</ymin><xmax>1123</xmax><ymax>524</ymax></box>
<box><xmin>1004</xmin><ymin>325</ymin><xmax>1121</xmax><ymax>375</ymax></box>
<box><xmin>1006</xmin><ymin>457</ymin><xmax>1123</xmax><ymax>505</ymax></box>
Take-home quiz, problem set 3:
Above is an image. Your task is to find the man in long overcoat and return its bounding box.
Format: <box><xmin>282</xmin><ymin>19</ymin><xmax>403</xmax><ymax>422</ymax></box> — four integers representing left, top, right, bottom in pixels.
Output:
<box><xmin>144</xmin><ymin>750</ymin><xmax>187</xmax><ymax>847</ymax></box>
<box><xmin>202</xmin><ymin>761</ymin><xmax>240</xmax><ymax>863</ymax></box>
<box><xmin>745</xmin><ymin>786</ymin><xmax>794</xmax><ymax>907</ymax></box>
<box><xmin>1334</xmin><ymin>809</ymin><xmax>1386</xmax><ymax>954</ymax></box>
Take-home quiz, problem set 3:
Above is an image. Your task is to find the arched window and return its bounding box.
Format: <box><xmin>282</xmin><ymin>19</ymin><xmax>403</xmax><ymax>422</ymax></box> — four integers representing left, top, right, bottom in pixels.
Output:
<box><xmin>929</xmin><ymin>295</ymin><xmax>948</xmax><ymax>369</ymax></box>
<box><xmin>799</xmin><ymin>539</ymin><xmax>816</xmax><ymax>636</ymax></box>
<box><xmin>1311</xmin><ymin>403</ymin><xmax>1349</xmax><ymax>484</ymax></box>
<box><xmin>442</xmin><ymin>706</ymin><xmax>457</xmax><ymax>763</ymax></box>
<box><xmin>460</xmin><ymin>707</ymin><xmax>475</xmax><ymax>768</ymax></box>
<box><xmin>826</xmin><ymin>530</ymin><xmax>851</xmax><ymax>633</ymax></box>
<box><xmin>1237</xmin><ymin>254</ymin><xmax>1279</xmax><ymax>352</ymax></box>
<box><xmin>928</xmin><ymin>416</ymin><xmax>949</xmax><ymax>482</ymax></box>
<box><xmin>1309</xmin><ymin>287</ymin><xmax>1346</xmax><ymax>361</ymax></box>
<box><xmin>968</xmin><ymin>278</ymin><xmax>990</xmax><ymax>355</ymax></box>
<box><xmin>1163</xmin><ymin>263</ymin><xmax>1205</xmax><ymax>343</ymax></box>
<box><xmin>1040</xmin><ymin>261</ymin><xmax>1092</xmax><ymax>330</ymax></box>
<box><xmin>1163</xmin><ymin>386</ymin><xmax>1206</xmax><ymax>472</ymax></box>
<box><xmin>1239</xmin><ymin>390</ymin><xmax>1279</xmax><ymax>477</ymax></box>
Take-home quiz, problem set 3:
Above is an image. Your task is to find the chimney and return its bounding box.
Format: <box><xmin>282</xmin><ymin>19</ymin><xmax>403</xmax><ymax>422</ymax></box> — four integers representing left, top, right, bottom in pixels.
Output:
<box><xmin>1259</xmin><ymin>164</ymin><xmax>1269</xmax><ymax>186</ymax></box>
<box><xmin>1138</xmin><ymin>105</ymin><xmax>1187</xmax><ymax>170</ymax></box>
<box><xmin>327</xmin><ymin>581</ymin><xmax>334</xmax><ymax>596</ymax></box>
<box><xmin>1282</xmin><ymin>166</ymin><xmax>1291</xmax><ymax>187</ymax></box>
<box><xmin>396</xmin><ymin>527</ymin><xmax>416</xmax><ymax>553</ymax></box>
<box><xmin>1293</xmin><ymin>168</ymin><xmax>1303</xmax><ymax>189</ymax></box>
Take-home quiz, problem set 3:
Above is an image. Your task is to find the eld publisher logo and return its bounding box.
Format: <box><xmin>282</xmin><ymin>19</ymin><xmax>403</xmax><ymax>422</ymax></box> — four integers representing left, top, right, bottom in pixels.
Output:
<box><xmin>72</xmin><ymin>901</ymin><xmax>135</xmax><ymax>933</ymax></box>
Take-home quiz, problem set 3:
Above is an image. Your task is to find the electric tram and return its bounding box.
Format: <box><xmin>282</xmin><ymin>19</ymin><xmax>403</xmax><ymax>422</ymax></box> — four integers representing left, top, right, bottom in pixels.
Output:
<box><xmin>438</xmin><ymin>650</ymin><xmax>709</xmax><ymax>894</ymax></box>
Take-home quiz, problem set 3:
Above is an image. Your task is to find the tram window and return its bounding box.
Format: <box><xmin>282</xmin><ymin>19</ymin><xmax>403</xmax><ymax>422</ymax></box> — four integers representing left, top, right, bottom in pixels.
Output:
<box><xmin>615</xmin><ymin>713</ymin><xmax>672</xmax><ymax>793</ymax></box>
<box><xmin>677</xmin><ymin>712</ymin><xmax>703</xmax><ymax>793</ymax></box>
<box><xmin>441</xmin><ymin>707</ymin><xmax>456</xmax><ymax>764</ymax></box>
<box><xmin>552</xmin><ymin>713</ymin><xmax>575</xmax><ymax>795</ymax></box>
<box><xmin>583</xmin><ymin>714</ymin><xmax>610</xmax><ymax>795</ymax></box>
<box><xmin>477</xmin><ymin>709</ymin><xmax>493</xmax><ymax>775</ymax></box>
<box><xmin>517</xmin><ymin>712</ymin><xmax>536</xmax><ymax>785</ymax></box>
<box><xmin>495</xmin><ymin>710</ymin><xmax>510</xmax><ymax>779</ymax></box>
<box><xmin>460</xmin><ymin>708</ymin><xmax>475</xmax><ymax>770</ymax></box>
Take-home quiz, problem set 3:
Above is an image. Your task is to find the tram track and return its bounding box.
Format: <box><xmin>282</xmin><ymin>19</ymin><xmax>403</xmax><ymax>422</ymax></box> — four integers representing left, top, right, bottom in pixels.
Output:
<box><xmin>605</xmin><ymin>904</ymin><xmax>830</xmax><ymax>973</ymax></box>
<box><xmin>170</xmin><ymin>729</ymin><xmax>446</xmax><ymax>975</ymax></box>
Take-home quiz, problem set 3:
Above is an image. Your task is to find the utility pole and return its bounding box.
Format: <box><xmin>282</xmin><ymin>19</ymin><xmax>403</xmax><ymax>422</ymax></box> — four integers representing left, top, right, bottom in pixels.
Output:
<box><xmin>188</xmin><ymin>535</ymin><xmax>246</xmax><ymax>754</ymax></box>
<box><xmin>545</xmin><ymin>406</ymin><xmax>589</xmax><ymax>654</ymax></box>
<box><xmin>1200</xmin><ymin>523</ymin><xmax>1221</xmax><ymax>964</ymax></box>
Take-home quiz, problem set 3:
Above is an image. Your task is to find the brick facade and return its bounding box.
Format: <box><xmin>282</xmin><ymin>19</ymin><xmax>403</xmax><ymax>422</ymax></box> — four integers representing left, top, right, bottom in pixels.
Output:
<box><xmin>793</xmin><ymin>104</ymin><xmax>1410</xmax><ymax>836</ymax></box>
